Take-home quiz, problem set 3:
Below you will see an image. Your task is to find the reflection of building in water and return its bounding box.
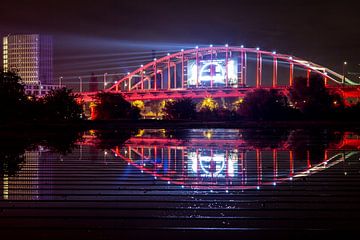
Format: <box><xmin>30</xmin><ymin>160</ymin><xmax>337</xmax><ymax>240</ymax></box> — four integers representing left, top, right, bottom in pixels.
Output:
<box><xmin>3</xmin><ymin>151</ymin><xmax>40</xmax><ymax>200</ymax></box>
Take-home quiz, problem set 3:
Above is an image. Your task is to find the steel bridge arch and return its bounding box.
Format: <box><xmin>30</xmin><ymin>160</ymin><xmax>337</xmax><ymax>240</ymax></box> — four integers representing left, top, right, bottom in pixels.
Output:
<box><xmin>108</xmin><ymin>45</ymin><xmax>359</xmax><ymax>93</ymax></box>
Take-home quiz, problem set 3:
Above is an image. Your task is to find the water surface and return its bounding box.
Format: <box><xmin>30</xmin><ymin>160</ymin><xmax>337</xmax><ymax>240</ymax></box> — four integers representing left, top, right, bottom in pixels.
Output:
<box><xmin>1</xmin><ymin>128</ymin><xmax>360</xmax><ymax>239</ymax></box>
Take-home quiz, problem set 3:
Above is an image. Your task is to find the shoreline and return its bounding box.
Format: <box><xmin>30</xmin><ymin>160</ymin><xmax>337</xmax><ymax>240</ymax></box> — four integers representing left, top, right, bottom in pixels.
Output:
<box><xmin>1</xmin><ymin>119</ymin><xmax>360</xmax><ymax>131</ymax></box>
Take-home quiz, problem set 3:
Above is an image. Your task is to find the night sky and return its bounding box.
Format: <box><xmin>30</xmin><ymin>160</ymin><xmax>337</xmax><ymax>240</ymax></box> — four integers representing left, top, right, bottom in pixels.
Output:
<box><xmin>0</xmin><ymin>0</ymin><xmax>359</xmax><ymax>83</ymax></box>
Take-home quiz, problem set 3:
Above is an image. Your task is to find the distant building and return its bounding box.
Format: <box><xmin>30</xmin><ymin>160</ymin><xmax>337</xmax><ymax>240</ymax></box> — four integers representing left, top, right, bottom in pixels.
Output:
<box><xmin>3</xmin><ymin>34</ymin><xmax>57</xmax><ymax>96</ymax></box>
<box><xmin>23</xmin><ymin>84</ymin><xmax>59</xmax><ymax>96</ymax></box>
<box><xmin>89</xmin><ymin>73</ymin><xmax>98</xmax><ymax>92</ymax></box>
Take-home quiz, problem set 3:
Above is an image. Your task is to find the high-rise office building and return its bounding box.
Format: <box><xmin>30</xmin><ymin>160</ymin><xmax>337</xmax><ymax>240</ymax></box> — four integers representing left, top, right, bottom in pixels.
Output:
<box><xmin>3</xmin><ymin>34</ymin><xmax>53</xmax><ymax>85</ymax></box>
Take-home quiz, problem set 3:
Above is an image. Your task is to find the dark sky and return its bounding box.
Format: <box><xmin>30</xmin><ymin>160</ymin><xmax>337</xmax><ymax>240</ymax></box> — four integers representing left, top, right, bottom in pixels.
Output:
<box><xmin>0</xmin><ymin>0</ymin><xmax>359</xmax><ymax>83</ymax></box>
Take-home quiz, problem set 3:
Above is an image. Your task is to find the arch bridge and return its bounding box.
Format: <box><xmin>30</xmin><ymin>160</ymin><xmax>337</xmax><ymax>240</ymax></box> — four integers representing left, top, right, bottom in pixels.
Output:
<box><xmin>80</xmin><ymin>45</ymin><xmax>360</xmax><ymax>102</ymax></box>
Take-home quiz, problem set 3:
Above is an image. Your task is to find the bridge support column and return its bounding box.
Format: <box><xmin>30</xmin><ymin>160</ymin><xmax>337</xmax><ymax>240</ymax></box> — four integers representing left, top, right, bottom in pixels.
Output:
<box><xmin>289</xmin><ymin>150</ymin><xmax>294</xmax><ymax>176</ymax></box>
<box><xmin>273</xmin><ymin>149</ymin><xmax>278</xmax><ymax>180</ymax></box>
<box><xmin>307</xmin><ymin>69</ymin><xmax>311</xmax><ymax>87</ymax></box>
<box><xmin>289</xmin><ymin>62</ymin><xmax>294</xmax><ymax>87</ymax></box>
<box><xmin>324</xmin><ymin>150</ymin><xmax>328</xmax><ymax>161</ymax></box>
<box><xmin>225</xmin><ymin>47</ymin><xmax>229</xmax><ymax>87</ymax></box>
<box><xmin>324</xmin><ymin>76</ymin><xmax>328</xmax><ymax>87</ymax></box>
<box><xmin>154</xmin><ymin>64</ymin><xmax>157</xmax><ymax>90</ymax></box>
<box><xmin>240</xmin><ymin>151</ymin><xmax>246</xmax><ymax>185</ymax></box>
<box><xmin>210</xmin><ymin>48</ymin><xmax>214</xmax><ymax>88</ymax></box>
<box><xmin>196</xmin><ymin>49</ymin><xmax>199</xmax><ymax>87</ymax></box>
<box><xmin>160</xmin><ymin>71</ymin><xmax>164</xmax><ymax>89</ymax></box>
<box><xmin>168</xmin><ymin>60</ymin><xmax>171</xmax><ymax>89</ymax></box>
<box><xmin>90</xmin><ymin>104</ymin><xmax>96</xmax><ymax>120</ymax></box>
<box><xmin>173</xmin><ymin>64</ymin><xmax>177</xmax><ymax>89</ymax></box>
<box><xmin>256</xmin><ymin>52</ymin><xmax>262</xmax><ymax>88</ymax></box>
<box><xmin>181</xmin><ymin>52</ymin><xmax>185</xmax><ymax>88</ymax></box>
<box><xmin>273</xmin><ymin>56</ymin><xmax>278</xmax><ymax>88</ymax></box>
<box><xmin>307</xmin><ymin>150</ymin><xmax>311</xmax><ymax>168</ymax></box>
<box><xmin>256</xmin><ymin>149</ymin><xmax>262</xmax><ymax>186</ymax></box>
<box><xmin>240</xmin><ymin>50</ymin><xmax>247</xmax><ymax>86</ymax></box>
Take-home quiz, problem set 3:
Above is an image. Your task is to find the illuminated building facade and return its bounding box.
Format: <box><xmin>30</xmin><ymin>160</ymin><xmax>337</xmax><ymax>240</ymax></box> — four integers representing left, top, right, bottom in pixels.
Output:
<box><xmin>3</xmin><ymin>34</ymin><xmax>56</xmax><ymax>95</ymax></box>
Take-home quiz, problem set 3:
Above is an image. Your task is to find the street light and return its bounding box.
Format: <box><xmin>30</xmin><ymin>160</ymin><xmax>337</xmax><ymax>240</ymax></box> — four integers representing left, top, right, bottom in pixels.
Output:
<box><xmin>343</xmin><ymin>61</ymin><xmax>347</xmax><ymax>85</ymax></box>
<box><xmin>59</xmin><ymin>76</ymin><xmax>63</xmax><ymax>88</ymax></box>
<box><xmin>78</xmin><ymin>77</ymin><xmax>83</xmax><ymax>92</ymax></box>
<box><xmin>104</xmin><ymin>73</ymin><xmax>108</xmax><ymax>90</ymax></box>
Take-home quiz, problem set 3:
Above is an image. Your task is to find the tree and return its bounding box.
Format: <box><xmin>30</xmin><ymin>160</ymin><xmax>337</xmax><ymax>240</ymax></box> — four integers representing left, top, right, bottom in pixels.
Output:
<box><xmin>238</xmin><ymin>89</ymin><xmax>299</xmax><ymax>120</ymax></box>
<box><xmin>289</xmin><ymin>75</ymin><xmax>344</xmax><ymax>119</ymax></box>
<box><xmin>199</xmin><ymin>97</ymin><xmax>219</xmax><ymax>111</ymax></box>
<box><xmin>94</xmin><ymin>92</ymin><xmax>140</xmax><ymax>120</ymax></box>
<box><xmin>163</xmin><ymin>98</ymin><xmax>197</xmax><ymax>120</ymax></box>
<box><xmin>0</xmin><ymin>141</ymin><xmax>26</xmax><ymax>176</ymax></box>
<box><xmin>43</xmin><ymin>88</ymin><xmax>83</xmax><ymax>121</ymax></box>
<box><xmin>197</xmin><ymin>97</ymin><xmax>220</xmax><ymax>120</ymax></box>
<box><xmin>342</xmin><ymin>103</ymin><xmax>360</xmax><ymax>120</ymax></box>
<box><xmin>132</xmin><ymin>100</ymin><xmax>145</xmax><ymax>111</ymax></box>
<box><xmin>242</xmin><ymin>128</ymin><xmax>291</xmax><ymax>149</ymax></box>
<box><xmin>0</xmin><ymin>71</ymin><xmax>27</xmax><ymax>122</ymax></box>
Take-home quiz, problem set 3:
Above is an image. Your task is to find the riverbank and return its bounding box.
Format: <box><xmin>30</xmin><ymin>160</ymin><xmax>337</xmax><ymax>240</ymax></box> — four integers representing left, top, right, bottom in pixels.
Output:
<box><xmin>1</xmin><ymin>119</ymin><xmax>360</xmax><ymax>131</ymax></box>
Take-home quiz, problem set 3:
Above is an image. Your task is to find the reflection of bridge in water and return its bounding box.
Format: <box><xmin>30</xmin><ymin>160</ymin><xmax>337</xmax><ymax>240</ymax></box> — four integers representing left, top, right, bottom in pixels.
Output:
<box><xmin>1</xmin><ymin>129</ymin><xmax>360</xmax><ymax>237</ymax></box>
<box><xmin>90</xmin><ymin>129</ymin><xmax>360</xmax><ymax>191</ymax></box>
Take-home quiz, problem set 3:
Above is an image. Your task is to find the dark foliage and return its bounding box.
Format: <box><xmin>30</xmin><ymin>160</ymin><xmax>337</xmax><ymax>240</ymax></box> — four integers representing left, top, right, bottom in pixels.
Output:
<box><xmin>198</xmin><ymin>108</ymin><xmax>239</xmax><ymax>121</ymax></box>
<box><xmin>163</xmin><ymin>98</ymin><xmax>197</xmax><ymax>120</ymax></box>
<box><xmin>94</xmin><ymin>92</ymin><xmax>140</xmax><ymax>120</ymax></box>
<box><xmin>238</xmin><ymin>89</ymin><xmax>300</xmax><ymax>120</ymax></box>
<box><xmin>289</xmin><ymin>75</ymin><xmax>344</xmax><ymax>119</ymax></box>
<box><xmin>0</xmin><ymin>71</ymin><xmax>83</xmax><ymax>123</ymax></box>
<box><xmin>0</xmin><ymin>128</ymin><xmax>84</xmax><ymax>175</ymax></box>
<box><xmin>0</xmin><ymin>141</ymin><xmax>26</xmax><ymax>176</ymax></box>
<box><xmin>343</xmin><ymin>103</ymin><xmax>360</xmax><ymax>119</ymax></box>
<box><xmin>42</xmin><ymin>88</ymin><xmax>83</xmax><ymax>121</ymax></box>
<box><xmin>0</xmin><ymin>71</ymin><xmax>27</xmax><ymax>122</ymax></box>
<box><xmin>286</xmin><ymin>129</ymin><xmax>343</xmax><ymax>165</ymax></box>
<box><xmin>93</xmin><ymin>129</ymin><xmax>135</xmax><ymax>149</ymax></box>
<box><xmin>242</xmin><ymin>128</ymin><xmax>291</xmax><ymax>149</ymax></box>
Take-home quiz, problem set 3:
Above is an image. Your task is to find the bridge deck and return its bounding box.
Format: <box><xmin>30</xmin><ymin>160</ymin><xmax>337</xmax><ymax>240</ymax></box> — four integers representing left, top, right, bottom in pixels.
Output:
<box><xmin>79</xmin><ymin>86</ymin><xmax>360</xmax><ymax>102</ymax></box>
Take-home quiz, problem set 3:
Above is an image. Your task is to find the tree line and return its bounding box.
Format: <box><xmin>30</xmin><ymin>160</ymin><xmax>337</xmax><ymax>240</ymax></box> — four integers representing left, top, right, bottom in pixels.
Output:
<box><xmin>158</xmin><ymin>75</ymin><xmax>360</xmax><ymax>121</ymax></box>
<box><xmin>2</xmin><ymin>70</ymin><xmax>360</xmax><ymax>123</ymax></box>
<box><xmin>0</xmin><ymin>71</ymin><xmax>83</xmax><ymax>123</ymax></box>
